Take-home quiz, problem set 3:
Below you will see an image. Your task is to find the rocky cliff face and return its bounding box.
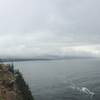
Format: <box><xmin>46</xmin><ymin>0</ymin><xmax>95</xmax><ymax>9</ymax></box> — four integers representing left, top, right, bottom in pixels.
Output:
<box><xmin>0</xmin><ymin>64</ymin><xmax>17</xmax><ymax>100</ymax></box>
<box><xmin>0</xmin><ymin>64</ymin><xmax>34</xmax><ymax>100</ymax></box>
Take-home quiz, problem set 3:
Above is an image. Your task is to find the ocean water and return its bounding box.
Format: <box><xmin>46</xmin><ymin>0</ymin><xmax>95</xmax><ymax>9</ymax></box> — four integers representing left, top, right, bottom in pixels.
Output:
<box><xmin>14</xmin><ymin>59</ymin><xmax>100</xmax><ymax>100</ymax></box>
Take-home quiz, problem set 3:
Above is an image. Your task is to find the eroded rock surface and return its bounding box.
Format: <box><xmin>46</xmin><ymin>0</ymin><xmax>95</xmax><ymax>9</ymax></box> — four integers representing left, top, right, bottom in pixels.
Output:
<box><xmin>0</xmin><ymin>64</ymin><xmax>17</xmax><ymax>100</ymax></box>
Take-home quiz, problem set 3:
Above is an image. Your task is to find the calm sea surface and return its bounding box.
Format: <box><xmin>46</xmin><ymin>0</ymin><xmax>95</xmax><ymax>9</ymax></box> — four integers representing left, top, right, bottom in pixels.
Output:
<box><xmin>14</xmin><ymin>59</ymin><xmax>100</xmax><ymax>100</ymax></box>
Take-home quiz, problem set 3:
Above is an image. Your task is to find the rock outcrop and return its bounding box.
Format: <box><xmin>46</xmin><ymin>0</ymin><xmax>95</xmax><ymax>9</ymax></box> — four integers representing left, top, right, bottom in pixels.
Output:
<box><xmin>0</xmin><ymin>64</ymin><xmax>34</xmax><ymax>100</ymax></box>
<box><xmin>0</xmin><ymin>64</ymin><xmax>17</xmax><ymax>100</ymax></box>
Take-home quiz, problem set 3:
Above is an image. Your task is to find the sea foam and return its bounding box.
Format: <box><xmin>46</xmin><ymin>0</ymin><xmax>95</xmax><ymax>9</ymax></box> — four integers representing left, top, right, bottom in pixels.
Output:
<box><xmin>70</xmin><ymin>85</ymin><xmax>95</xmax><ymax>99</ymax></box>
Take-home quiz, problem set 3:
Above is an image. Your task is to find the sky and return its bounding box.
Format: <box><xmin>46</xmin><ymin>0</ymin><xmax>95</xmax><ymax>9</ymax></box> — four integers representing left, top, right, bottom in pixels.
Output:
<box><xmin>0</xmin><ymin>0</ymin><xmax>100</xmax><ymax>58</ymax></box>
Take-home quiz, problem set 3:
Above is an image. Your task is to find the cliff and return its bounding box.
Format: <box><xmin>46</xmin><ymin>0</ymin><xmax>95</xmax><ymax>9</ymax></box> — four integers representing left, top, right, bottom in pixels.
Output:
<box><xmin>0</xmin><ymin>64</ymin><xmax>34</xmax><ymax>100</ymax></box>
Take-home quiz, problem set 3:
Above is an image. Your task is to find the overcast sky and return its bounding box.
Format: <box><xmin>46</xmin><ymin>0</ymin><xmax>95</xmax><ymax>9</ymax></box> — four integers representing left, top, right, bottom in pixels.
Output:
<box><xmin>0</xmin><ymin>0</ymin><xmax>100</xmax><ymax>58</ymax></box>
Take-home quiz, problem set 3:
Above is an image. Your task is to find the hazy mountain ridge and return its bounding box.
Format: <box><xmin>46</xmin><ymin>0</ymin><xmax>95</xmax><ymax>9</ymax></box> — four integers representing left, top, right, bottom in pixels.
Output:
<box><xmin>0</xmin><ymin>55</ymin><xmax>97</xmax><ymax>62</ymax></box>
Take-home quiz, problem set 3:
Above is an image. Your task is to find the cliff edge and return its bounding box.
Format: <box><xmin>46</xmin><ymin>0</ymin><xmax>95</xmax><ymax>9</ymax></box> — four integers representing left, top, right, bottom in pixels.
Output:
<box><xmin>0</xmin><ymin>64</ymin><xmax>34</xmax><ymax>100</ymax></box>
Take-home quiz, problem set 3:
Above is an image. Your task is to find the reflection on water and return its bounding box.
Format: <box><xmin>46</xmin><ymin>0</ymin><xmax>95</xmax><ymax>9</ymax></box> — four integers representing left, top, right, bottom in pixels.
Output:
<box><xmin>14</xmin><ymin>59</ymin><xmax>100</xmax><ymax>100</ymax></box>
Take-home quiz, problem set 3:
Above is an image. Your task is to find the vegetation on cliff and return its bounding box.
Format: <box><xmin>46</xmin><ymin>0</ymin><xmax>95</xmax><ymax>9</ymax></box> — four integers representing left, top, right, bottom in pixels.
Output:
<box><xmin>15</xmin><ymin>70</ymin><xmax>34</xmax><ymax>100</ymax></box>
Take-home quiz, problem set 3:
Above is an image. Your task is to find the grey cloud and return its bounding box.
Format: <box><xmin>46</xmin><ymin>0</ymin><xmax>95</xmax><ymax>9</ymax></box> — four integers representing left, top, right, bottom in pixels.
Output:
<box><xmin>0</xmin><ymin>0</ymin><xmax>100</xmax><ymax>57</ymax></box>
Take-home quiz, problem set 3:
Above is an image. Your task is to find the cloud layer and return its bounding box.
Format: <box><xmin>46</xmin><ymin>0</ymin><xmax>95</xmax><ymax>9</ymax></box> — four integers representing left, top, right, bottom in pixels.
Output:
<box><xmin>0</xmin><ymin>0</ymin><xmax>100</xmax><ymax>58</ymax></box>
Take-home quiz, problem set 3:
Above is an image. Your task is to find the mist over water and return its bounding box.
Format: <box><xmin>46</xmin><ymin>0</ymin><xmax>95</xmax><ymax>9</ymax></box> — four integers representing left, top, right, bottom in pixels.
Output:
<box><xmin>14</xmin><ymin>59</ymin><xmax>100</xmax><ymax>100</ymax></box>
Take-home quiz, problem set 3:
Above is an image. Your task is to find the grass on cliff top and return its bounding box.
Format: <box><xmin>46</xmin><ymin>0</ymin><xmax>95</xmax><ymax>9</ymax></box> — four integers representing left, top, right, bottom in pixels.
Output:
<box><xmin>0</xmin><ymin>96</ymin><xmax>4</xmax><ymax>100</ymax></box>
<box><xmin>0</xmin><ymin>72</ymin><xmax>15</xmax><ymax>81</ymax></box>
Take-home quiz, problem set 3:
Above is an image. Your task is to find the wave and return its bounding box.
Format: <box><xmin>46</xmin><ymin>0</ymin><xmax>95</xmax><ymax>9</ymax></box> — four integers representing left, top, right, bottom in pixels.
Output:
<box><xmin>70</xmin><ymin>85</ymin><xmax>95</xmax><ymax>99</ymax></box>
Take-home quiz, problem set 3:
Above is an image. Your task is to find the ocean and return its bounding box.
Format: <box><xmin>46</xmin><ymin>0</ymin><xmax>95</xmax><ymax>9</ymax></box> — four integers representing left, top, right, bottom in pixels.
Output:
<box><xmin>14</xmin><ymin>59</ymin><xmax>100</xmax><ymax>100</ymax></box>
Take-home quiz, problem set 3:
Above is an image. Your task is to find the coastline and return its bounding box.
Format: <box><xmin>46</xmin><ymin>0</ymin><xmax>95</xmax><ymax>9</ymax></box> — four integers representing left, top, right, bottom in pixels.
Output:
<box><xmin>0</xmin><ymin>64</ymin><xmax>34</xmax><ymax>100</ymax></box>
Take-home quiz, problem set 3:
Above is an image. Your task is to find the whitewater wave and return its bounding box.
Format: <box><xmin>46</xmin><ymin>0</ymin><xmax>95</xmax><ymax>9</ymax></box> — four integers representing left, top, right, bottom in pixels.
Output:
<box><xmin>70</xmin><ymin>85</ymin><xmax>95</xmax><ymax>99</ymax></box>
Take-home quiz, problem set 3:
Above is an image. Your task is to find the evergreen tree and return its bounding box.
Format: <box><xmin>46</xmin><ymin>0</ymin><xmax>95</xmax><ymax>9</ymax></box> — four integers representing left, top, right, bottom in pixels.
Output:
<box><xmin>9</xmin><ymin>63</ymin><xmax>14</xmax><ymax>74</ymax></box>
<box><xmin>15</xmin><ymin>70</ymin><xmax>34</xmax><ymax>100</ymax></box>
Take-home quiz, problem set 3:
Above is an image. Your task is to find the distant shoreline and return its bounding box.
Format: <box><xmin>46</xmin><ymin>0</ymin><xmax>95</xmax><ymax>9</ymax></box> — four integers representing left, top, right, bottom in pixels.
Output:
<box><xmin>0</xmin><ymin>56</ymin><xmax>99</xmax><ymax>62</ymax></box>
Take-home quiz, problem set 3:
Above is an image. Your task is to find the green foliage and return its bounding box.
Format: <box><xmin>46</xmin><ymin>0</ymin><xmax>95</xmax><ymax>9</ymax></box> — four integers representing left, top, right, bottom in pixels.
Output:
<box><xmin>0</xmin><ymin>96</ymin><xmax>4</xmax><ymax>100</ymax></box>
<box><xmin>0</xmin><ymin>72</ymin><xmax>4</xmax><ymax>80</ymax></box>
<box><xmin>9</xmin><ymin>63</ymin><xmax>14</xmax><ymax>74</ymax></box>
<box><xmin>15</xmin><ymin>70</ymin><xmax>34</xmax><ymax>100</ymax></box>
